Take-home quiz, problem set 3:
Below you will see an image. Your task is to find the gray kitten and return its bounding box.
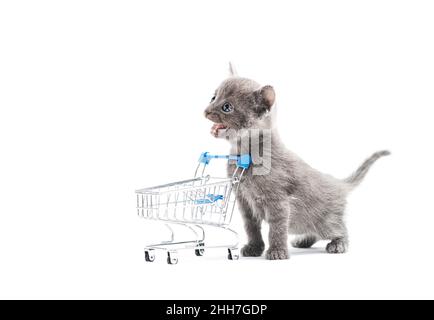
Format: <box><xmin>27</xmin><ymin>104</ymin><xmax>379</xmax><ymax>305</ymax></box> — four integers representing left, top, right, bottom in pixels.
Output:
<box><xmin>204</xmin><ymin>64</ymin><xmax>389</xmax><ymax>260</ymax></box>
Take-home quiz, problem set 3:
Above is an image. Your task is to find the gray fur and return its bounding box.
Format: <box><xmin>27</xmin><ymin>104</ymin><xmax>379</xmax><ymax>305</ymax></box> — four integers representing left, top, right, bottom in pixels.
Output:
<box><xmin>204</xmin><ymin>68</ymin><xmax>390</xmax><ymax>259</ymax></box>
<box><xmin>291</xmin><ymin>234</ymin><xmax>318</xmax><ymax>248</ymax></box>
<box><xmin>229</xmin><ymin>61</ymin><xmax>238</xmax><ymax>77</ymax></box>
<box><xmin>345</xmin><ymin>150</ymin><xmax>391</xmax><ymax>188</ymax></box>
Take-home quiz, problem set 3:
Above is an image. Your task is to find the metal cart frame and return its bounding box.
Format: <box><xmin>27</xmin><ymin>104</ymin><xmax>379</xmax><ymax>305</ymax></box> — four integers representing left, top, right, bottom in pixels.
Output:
<box><xmin>136</xmin><ymin>152</ymin><xmax>251</xmax><ymax>264</ymax></box>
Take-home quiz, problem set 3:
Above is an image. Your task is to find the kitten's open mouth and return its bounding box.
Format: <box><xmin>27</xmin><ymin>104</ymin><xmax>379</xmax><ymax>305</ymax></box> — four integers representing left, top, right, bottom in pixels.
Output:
<box><xmin>210</xmin><ymin>123</ymin><xmax>228</xmax><ymax>138</ymax></box>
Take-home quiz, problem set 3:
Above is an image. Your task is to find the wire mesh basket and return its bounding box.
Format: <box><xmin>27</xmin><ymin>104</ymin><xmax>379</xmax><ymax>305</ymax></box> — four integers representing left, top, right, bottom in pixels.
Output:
<box><xmin>136</xmin><ymin>176</ymin><xmax>235</xmax><ymax>226</ymax></box>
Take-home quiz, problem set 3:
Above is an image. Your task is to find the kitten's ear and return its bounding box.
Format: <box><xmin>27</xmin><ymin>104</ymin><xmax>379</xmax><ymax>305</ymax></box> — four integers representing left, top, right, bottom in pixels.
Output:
<box><xmin>255</xmin><ymin>85</ymin><xmax>275</xmax><ymax>110</ymax></box>
<box><xmin>228</xmin><ymin>62</ymin><xmax>238</xmax><ymax>77</ymax></box>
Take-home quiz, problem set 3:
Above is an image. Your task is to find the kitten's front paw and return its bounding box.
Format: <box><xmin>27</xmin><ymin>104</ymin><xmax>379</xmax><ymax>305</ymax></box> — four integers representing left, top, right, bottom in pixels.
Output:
<box><xmin>265</xmin><ymin>247</ymin><xmax>289</xmax><ymax>260</ymax></box>
<box><xmin>326</xmin><ymin>239</ymin><xmax>347</xmax><ymax>254</ymax></box>
<box><xmin>241</xmin><ymin>243</ymin><xmax>265</xmax><ymax>257</ymax></box>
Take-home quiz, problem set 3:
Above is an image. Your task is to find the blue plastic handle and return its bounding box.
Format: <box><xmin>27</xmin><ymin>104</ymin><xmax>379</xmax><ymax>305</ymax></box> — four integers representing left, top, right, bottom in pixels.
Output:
<box><xmin>198</xmin><ymin>152</ymin><xmax>251</xmax><ymax>169</ymax></box>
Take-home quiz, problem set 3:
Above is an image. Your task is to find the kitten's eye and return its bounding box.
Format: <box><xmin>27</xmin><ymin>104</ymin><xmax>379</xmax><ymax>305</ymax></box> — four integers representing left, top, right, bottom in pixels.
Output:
<box><xmin>210</xmin><ymin>95</ymin><xmax>216</xmax><ymax>102</ymax></box>
<box><xmin>221</xmin><ymin>103</ymin><xmax>233</xmax><ymax>113</ymax></box>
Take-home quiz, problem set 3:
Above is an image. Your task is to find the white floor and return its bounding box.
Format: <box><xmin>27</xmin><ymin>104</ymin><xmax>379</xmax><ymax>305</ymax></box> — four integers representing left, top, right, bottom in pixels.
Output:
<box><xmin>2</xmin><ymin>188</ymin><xmax>433</xmax><ymax>300</ymax></box>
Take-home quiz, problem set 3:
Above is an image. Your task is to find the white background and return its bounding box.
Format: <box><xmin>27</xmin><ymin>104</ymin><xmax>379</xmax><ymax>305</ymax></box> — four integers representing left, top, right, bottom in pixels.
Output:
<box><xmin>1</xmin><ymin>0</ymin><xmax>433</xmax><ymax>299</ymax></box>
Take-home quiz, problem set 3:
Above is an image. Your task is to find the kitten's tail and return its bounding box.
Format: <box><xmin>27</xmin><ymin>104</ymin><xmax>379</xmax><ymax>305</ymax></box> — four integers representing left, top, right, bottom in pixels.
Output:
<box><xmin>344</xmin><ymin>150</ymin><xmax>390</xmax><ymax>188</ymax></box>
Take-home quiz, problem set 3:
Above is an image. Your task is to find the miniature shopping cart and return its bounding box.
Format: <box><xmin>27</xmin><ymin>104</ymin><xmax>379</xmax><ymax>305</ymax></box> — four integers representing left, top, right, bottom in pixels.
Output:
<box><xmin>136</xmin><ymin>152</ymin><xmax>251</xmax><ymax>264</ymax></box>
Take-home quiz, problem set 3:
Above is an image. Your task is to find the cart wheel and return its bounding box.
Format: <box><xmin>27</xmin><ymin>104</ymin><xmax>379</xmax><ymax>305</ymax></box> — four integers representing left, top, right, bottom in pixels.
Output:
<box><xmin>167</xmin><ymin>251</ymin><xmax>178</xmax><ymax>265</ymax></box>
<box><xmin>144</xmin><ymin>249</ymin><xmax>155</xmax><ymax>262</ymax></box>
<box><xmin>228</xmin><ymin>248</ymin><xmax>239</xmax><ymax>260</ymax></box>
<box><xmin>195</xmin><ymin>242</ymin><xmax>205</xmax><ymax>256</ymax></box>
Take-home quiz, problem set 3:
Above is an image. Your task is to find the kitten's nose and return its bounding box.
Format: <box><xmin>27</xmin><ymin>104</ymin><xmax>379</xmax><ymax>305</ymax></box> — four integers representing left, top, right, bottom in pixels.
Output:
<box><xmin>204</xmin><ymin>109</ymin><xmax>220</xmax><ymax>122</ymax></box>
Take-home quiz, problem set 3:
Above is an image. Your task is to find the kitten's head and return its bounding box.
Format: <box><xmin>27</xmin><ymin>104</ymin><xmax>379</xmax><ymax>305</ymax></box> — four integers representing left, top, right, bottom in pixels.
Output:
<box><xmin>204</xmin><ymin>63</ymin><xmax>276</xmax><ymax>138</ymax></box>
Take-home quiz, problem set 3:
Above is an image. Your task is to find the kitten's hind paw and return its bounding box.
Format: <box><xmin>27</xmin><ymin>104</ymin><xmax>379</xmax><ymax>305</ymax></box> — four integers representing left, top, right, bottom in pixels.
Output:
<box><xmin>326</xmin><ymin>239</ymin><xmax>347</xmax><ymax>254</ymax></box>
<box><xmin>241</xmin><ymin>243</ymin><xmax>265</xmax><ymax>257</ymax></box>
<box><xmin>265</xmin><ymin>248</ymin><xmax>290</xmax><ymax>260</ymax></box>
<box><xmin>291</xmin><ymin>235</ymin><xmax>317</xmax><ymax>248</ymax></box>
